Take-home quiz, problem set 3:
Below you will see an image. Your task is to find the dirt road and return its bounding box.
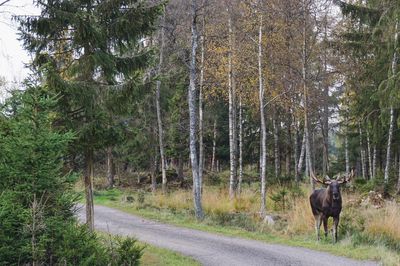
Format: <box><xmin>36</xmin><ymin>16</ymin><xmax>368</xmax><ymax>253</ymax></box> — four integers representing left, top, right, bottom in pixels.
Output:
<box><xmin>76</xmin><ymin>205</ymin><xmax>377</xmax><ymax>266</ymax></box>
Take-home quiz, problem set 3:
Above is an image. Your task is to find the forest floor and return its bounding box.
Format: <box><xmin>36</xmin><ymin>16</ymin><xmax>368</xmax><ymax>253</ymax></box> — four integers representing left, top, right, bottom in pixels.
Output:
<box><xmin>80</xmin><ymin>180</ymin><xmax>400</xmax><ymax>266</ymax></box>
<box><xmin>77</xmin><ymin>204</ymin><xmax>377</xmax><ymax>266</ymax></box>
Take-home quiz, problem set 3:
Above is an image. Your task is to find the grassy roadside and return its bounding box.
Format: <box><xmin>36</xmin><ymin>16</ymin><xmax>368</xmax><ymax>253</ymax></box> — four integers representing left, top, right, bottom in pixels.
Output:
<box><xmin>96</xmin><ymin>232</ymin><xmax>199</xmax><ymax>266</ymax></box>
<box><xmin>141</xmin><ymin>244</ymin><xmax>200</xmax><ymax>266</ymax></box>
<box><xmin>90</xmin><ymin>188</ymin><xmax>400</xmax><ymax>266</ymax></box>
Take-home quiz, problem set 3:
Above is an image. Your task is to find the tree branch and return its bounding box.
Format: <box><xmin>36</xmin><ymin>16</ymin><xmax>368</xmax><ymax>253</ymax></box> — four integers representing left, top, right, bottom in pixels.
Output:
<box><xmin>0</xmin><ymin>0</ymin><xmax>11</xmax><ymax>7</ymax></box>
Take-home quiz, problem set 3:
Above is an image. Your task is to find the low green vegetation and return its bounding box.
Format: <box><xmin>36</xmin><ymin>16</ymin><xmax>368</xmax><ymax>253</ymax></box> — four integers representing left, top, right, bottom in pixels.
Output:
<box><xmin>89</xmin><ymin>177</ymin><xmax>400</xmax><ymax>266</ymax></box>
<box><xmin>96</xmin><ymin>232</ymin><xmax>199</xmax><ymax>266</ymax></box>
<box><xmin>0</xmin><ymin>90</ymin><xmax>143</xmax><ymax>265</ymax></box>
<box><xmin>141</xmin><ymin>244</ymin><xmax>200</xmax><ymax>266</ymax></box>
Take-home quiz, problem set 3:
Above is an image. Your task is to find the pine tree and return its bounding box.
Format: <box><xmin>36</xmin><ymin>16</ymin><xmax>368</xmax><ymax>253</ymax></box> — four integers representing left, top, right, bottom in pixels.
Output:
<box><xmin>18</xmin><ymin>0</ymin><xmax>162</xmax><ymax>230</ymax></box>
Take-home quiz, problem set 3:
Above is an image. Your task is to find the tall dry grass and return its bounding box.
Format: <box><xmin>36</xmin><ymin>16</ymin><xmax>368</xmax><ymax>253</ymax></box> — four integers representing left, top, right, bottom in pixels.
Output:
<box><xmin>285</xmin><ymin>196</ymin><xmax>314</xmax><ymax>235</ymax></box>
<box><xmin>150</xmin><ymin>187</ymin><xmax>261</xmax><ymax>216</ymax></box>
<box><xmin>364</xmin><ymin>202</ymin><xmax>400</xmax><ymax>243</ymax></box>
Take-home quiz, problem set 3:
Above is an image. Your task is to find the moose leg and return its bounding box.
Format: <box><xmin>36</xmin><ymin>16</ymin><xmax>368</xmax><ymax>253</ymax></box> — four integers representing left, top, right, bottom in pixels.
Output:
<box><xmin>332</xmin><ymin>216</ymin><xmax>339</xmax><ymax>243</ymax></box>
<box><xmin>314</xmin><ymin>214</ymin><xmax>321</xmax><ymax>241</ymax></box>
<box><xmin>322</xmin><ymin>215</ymin><xmax>328</xmax><ymax>238</ymax></box>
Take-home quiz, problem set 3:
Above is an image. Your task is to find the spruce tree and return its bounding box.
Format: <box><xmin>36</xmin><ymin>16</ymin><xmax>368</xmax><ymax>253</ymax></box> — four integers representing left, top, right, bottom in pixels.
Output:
<box><xmin>18</xmin><ymin>0</ymin><xmax>162</xmax><ymax>230</ymax></box>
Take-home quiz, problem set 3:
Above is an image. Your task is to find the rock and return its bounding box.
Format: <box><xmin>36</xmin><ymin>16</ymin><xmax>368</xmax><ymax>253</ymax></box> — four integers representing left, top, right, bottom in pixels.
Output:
<box><xmin>263</xmin><ymin>215</ymin><xmax>276</xmax><ymax>226</ymax></box>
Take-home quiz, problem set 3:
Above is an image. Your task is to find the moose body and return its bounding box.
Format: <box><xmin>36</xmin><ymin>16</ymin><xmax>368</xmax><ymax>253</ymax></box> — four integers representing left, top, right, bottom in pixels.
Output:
<box><xmin>309</xmin><ymin>170</ymin><xmax>354</xmax><ymax>243</ymax></box>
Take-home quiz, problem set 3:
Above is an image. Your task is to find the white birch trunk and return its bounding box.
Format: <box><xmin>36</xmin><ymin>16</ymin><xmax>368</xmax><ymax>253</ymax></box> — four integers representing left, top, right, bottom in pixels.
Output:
<box><xmin>228</xmin><ymin>11</ymin><xmax>237</xmax><ymax>199</ymax></box>
<box><xmin>188</xmin><ymin>0</ymin><xmax>204</xmax><ymax>220</ymax></box>
<box><xmin>384</xmin><ymin>20</ymin><xmax>399</xmax><ymax>184</ymax></box>
<box><xmin>359</xmin><ymin>123</ymin><xmax>366</xmax><ymax>179</ymax></box>
<box><xmin>156</xmin><ymin>13</ymin><xmax>167</xmax><ymax>193</ymax></box>
<box><xmin>372</xmin><ymin>145</ymin><xmax>377</xmax><ymax>178</ymax></box>
<box><xmin>198</xmin><ymin>14</ymin><xmax>206</xmax><ymax>195</ymax></box>
<box><xmin>258</xmin><ymin>13</ymin><xmax>267</xmax><ymax>216</ymax></box>
<box><xmin>297</xmin><ymin>133</ymin><xmax>306</xmax><ymax>181</ymax></box>
<box><xmin>366</xmin><ymin>128</ymin><xmax>373</xmax><ymax>179</ymax></box>
<box><xmin>302</xmin><ymin>2</ymin><xmax>313</xmax><ymax>189</ymax></box>
<box><xmin>384</xmin><ymin>107</ymin><xmax>394</xmax><ymax>183</ymax></box>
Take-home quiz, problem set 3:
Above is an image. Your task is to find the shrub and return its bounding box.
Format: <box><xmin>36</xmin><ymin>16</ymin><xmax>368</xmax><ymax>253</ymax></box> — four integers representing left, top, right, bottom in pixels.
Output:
<box><xmin>110</xmin><ymin>237</ymin><xmax>144</xmax><ymax>266</ymax></box>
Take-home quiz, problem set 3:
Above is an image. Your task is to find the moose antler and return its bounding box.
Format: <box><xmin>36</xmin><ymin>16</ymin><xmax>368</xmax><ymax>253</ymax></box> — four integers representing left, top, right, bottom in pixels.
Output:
<box><xmin>310</xmin><ymin>171</ymin><xmax>332</xmax><ymax>185</ymax></box>
<box><xmin>337</xmin><ymin>169</ymin><xmax>355</xmax><ymax>184</ymax></box>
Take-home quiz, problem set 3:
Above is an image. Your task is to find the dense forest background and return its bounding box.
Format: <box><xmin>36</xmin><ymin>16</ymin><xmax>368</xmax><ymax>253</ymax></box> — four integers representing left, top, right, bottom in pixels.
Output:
<box><xmin>1</xmin><ymin>0</ymin><xmax>400</xmax><ymax>264</ymax></box>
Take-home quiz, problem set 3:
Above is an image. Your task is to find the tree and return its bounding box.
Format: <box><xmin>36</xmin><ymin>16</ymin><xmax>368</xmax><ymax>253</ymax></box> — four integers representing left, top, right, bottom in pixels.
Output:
<box><xmin>18</xmin><ymin>0</ymin><xmax>162</xmax><ymax>230</ymax></box>
<box><xmin>188</xmin><ymin>0</ymin><xmax>204</xmax><ymax>220</ymax></box>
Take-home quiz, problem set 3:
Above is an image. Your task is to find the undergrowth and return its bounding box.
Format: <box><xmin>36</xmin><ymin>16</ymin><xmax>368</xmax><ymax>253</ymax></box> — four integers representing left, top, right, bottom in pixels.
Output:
<box><xmin>87</xmin><ymin>173</ymin><xmax>400</xmax><ymax>266</ymax></box>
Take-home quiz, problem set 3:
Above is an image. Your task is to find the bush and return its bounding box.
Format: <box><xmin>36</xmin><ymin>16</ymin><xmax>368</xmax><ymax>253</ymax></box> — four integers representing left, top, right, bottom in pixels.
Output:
<box><xmin>111</xmin><ymin>237</ymin><xmax>144</xmax><ymax>266</ymax></box>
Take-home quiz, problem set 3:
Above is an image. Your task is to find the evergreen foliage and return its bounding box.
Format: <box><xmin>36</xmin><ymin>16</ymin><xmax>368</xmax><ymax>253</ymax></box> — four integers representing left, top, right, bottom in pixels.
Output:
<box><xmin>0</xmin><ymin>88</ymin><xmax>143</xmax><ymax>264</ymax></box>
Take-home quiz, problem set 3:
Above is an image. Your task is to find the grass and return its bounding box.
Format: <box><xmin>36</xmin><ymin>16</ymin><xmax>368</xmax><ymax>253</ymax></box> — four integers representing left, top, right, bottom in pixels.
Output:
<box><xmin>87</xmin><ymin>185</ymin><xmax>400</xmax><ymax>266</ymax></box>
<box><xmin>96</xmin><ymin>230</ymin><xmax>199</xmax><ymax>266</ymax></box>
<box><xmin>141</xmin><ymin>244</ymin><xmax>200</xmax><ymax>266</ymax></box>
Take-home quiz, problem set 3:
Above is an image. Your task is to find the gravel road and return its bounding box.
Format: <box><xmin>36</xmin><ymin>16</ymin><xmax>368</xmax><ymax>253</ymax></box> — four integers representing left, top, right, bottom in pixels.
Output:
<box><xmin>76</xmin><ymin>205</ymin><xmax>378</xmax><ymax>266</ymax></box>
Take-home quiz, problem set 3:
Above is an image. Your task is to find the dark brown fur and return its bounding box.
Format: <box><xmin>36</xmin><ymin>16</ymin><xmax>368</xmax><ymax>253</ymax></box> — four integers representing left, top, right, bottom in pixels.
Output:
<box><xmin>309</xmin><ymin>170</ymin><xmax>354</xmax><ymax>243</ymax></box>
<box><xmin>309</xmin><ymin>181</ymin><xmax>342</xmax><ymax>242</ymax></box>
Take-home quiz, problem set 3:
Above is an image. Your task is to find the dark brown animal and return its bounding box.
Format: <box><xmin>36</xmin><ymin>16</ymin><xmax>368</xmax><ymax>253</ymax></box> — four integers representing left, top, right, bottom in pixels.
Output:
<box><xmin>309</xmin><ymin>169</ymin><xmax>354</xmax><ymax>243</ymax></box>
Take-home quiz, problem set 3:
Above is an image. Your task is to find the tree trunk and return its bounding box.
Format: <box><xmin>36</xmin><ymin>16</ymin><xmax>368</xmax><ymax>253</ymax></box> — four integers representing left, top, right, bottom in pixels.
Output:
<box><xmin>156</xmin><ymin>12</ymin><xmax>167</xmax><ymax>193</ymax></box>
<box><xmin>228</xmin><ymin>11</ymin><xmax>237</xmax><ymax>199</ymax></box>
<box><xmin>397</xmin><ymin>147</ymin><xmax>400</xmax><ymax>194</ymax></box>
<box><xmin>238</xmin><ymin>98</ymin><xmax>243</xmax><ymax>195</ymax></box>
<box><xmin>384</xmin><ymin>20</ymin><xmax>399</xmax><ymax>184</ymax></box>
<box><xmin>188</xmin><ymin>0</ymin><xmax>204</xmax><ymax>220</ymax></box>
<box><xmin>296</xmin><ymin>132</ymin><xmax>306</xmax><ymax>182</ymax></box>
<box><xmin>384</xmin><ymin>107</ymin><xmax>394</xmax><ymax>183</ymax></box>
<box><xmin>366</xmin><ymin>128</ymin><xmax>373</xmax><ymax>179</ymax></box>
<box><xmin>294</xmin><ymin>121</ymin><xmax>299</xmax><ymax>182</ymax></box>
<box><xmin>302</xmin><ymin>1</ymin><xmax>313</xmax><ymax>190</ymax></box>
<box><xmin>322</xmin><ymin>16</ymin><xmax>329</xmax><ymax>177</ymax></box>
<box><xmin>84</xmin><ymin>149</ymin><xmax>94</xmax><ymax>231</ymax></box>
<box><xmin>322</xmin><ymin>119</ymin><xmax>329</xmax><ymax>176</ymax></box>
<box><xmin>372</xmin><ymin>145</ymin><xmax>377</xmax><ymax>178</ymax></box>
<box><xmin>359</xmin><ymin>122</ymin><xmax>366</xmax><ymax>179</ymax></box>
<box><xmin>106</xmin><ymin>146</ymin><xmax>115</xmax><ymax>189</ymax></box>
<box><xmin>199</xmin><ymin>13</ymin><xmax>206</xmax><ymax>194</ymax></box>
<box><xmin>151</xmin><ymin>144</ymin><xmax>158</xmax><ymax>193</ymax></box>
<box><xmin>211</xmin><ymin>118</ymin><xmax>217</xmax><ymax>171</ymax></box>
<box><xmin>285</xmin><ymin>115</ymin><xmax>292</xmax><ymax>176</ymax></box>
<box><xmin>345</xmin><ymin>129</ymin><xmax>350</xmax><ymax>176</ymax></box>
<box><xmin>258</xmin><ymin>13</ymin><xmax>267</xmax><ymax>217</ymax></box>
<box><xmin>273</xmin><ymin>110</ymin><xmax>280</xmax><ymax>179</ymax></box>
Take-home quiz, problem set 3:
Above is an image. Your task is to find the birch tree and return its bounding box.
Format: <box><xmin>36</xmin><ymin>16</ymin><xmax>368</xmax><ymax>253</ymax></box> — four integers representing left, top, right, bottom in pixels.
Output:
<box><xmin>227</xmin><ymin>6</ymin><xmax>238</xmax><ymax>199</ymax></box>
<box><xmin>258</xmin><ymin>11</ymin><xmax>267</xmax><ymax>217</ymax></box>
<box><xmin>188</xmin><ymin>0</ymin><xmax>204</xmax><ymax>220</ymax></box>
<box><xmin>156</xmin><ymin>12</ymin><xmax>167</xmax><ymax>193</ymax></box>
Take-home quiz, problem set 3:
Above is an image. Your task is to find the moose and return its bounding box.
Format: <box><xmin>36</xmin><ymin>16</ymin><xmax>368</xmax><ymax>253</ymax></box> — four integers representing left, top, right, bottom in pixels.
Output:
<box><xmin>309</xmin><ymin>169</ymin><xmax>355</xmax><ymax>243</ymax></box>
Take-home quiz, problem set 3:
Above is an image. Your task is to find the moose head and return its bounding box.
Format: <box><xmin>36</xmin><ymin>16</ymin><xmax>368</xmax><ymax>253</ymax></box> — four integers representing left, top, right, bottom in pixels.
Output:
<box><xmin>309</xmin><ymin>169</ymin><xmax>355</xmax><ymax>243</ymax></box>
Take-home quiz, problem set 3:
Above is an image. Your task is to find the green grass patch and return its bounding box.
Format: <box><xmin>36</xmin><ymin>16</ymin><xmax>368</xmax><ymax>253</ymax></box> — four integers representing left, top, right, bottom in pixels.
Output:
<box><xmin>141</xmin><ymin>244</ymin><xmax>200</xmax><ymax>266</ymax></box>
